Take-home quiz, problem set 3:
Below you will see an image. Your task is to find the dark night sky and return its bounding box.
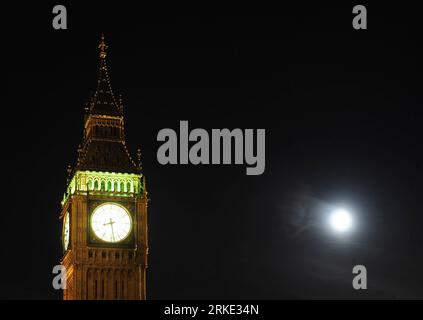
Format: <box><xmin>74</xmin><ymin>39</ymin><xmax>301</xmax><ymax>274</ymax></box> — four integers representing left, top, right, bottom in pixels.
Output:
<box><xmin>2</xmin><ymin>3</ymin><xmax>421</xmax><ymax>299</ymax></box>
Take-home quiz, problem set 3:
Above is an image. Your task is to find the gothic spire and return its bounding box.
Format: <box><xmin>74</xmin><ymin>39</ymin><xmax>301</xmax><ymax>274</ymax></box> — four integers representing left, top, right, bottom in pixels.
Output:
<box><xmin>74</xmin><ymin>35</ymin><xmax>139</xmax><ymax>174</ymax></box>
<box><xmin>88</xmin><ymin>34</ymin><xmax>123</xmax><ymax>116</ymax></box>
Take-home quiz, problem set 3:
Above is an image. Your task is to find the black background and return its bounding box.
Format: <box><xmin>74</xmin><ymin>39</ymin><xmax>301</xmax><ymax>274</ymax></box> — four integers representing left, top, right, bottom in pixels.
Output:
<box><xmin>2</xmin><ymin>3</ymin><xmax>421</xmax><ymax>299</ymax></box>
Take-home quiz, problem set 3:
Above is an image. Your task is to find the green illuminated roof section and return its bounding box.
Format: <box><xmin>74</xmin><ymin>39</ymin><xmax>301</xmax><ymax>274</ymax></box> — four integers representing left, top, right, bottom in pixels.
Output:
<box><xmin>62</xmin><ymin>170</ymin><xmax>144</xmax><ymax>206</ymax></box>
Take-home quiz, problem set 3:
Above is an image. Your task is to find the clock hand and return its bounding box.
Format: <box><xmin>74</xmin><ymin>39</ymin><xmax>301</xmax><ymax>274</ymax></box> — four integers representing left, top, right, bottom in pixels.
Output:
<box><xmin>110</xmin><ymin>222</ymin><xmax>115</xmax><ymax>242</ymax></box>
<box><xmin>103</xmin><ymin>218</ymin><xmax>116</xmax><ymax>241</ymax></box>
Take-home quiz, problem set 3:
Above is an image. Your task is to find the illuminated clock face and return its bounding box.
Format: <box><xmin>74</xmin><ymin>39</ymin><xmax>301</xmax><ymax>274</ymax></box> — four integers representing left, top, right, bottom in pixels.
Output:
<box><xmin>91</xmin><ymin>203</ymin><xmax>132</xmax><ymax>243</ymax></box>
<box><xmin>63</xmin><ymin>211</ymin><xmax>70</xmax><ymax>251</ymax></box>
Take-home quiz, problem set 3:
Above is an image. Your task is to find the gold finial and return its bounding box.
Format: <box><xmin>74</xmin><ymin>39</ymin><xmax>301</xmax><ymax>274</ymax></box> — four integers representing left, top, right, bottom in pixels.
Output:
<box><xmin>98</xmin><ymin>33</ymin><xmax>108</xmax><ymax>59</ymax></box>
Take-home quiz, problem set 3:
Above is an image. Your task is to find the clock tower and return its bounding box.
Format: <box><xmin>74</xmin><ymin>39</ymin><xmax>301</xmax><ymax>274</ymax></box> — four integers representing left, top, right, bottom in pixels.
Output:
<box><xmin>60</xmin><ymin>35</ymin><xmax>148</xmax><ymax>300</ymax></box>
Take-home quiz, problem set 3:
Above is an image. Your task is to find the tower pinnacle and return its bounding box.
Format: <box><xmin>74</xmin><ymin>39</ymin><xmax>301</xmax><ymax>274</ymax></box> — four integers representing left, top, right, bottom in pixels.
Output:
<box><xmin>98</xmin><ymin>33</ymin><xmax>108</xmax><ymax>59</ymax></box>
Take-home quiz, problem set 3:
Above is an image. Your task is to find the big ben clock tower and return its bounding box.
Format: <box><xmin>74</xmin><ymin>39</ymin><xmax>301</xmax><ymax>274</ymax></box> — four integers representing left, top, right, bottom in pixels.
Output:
<box><xmin>60</xmin><ymin>35</ymin><xmax>148</xmax><ymax>300</ymax></box>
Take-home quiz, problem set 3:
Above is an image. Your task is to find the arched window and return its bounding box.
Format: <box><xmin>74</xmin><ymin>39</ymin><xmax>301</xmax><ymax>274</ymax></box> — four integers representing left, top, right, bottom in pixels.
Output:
<box><xmin>107</xmin><ymin>181</ymin><xmax>112</xmax><ymax>191</ymax></box>
<box><xmin>94</xmin><ymin>180</ymin><xmax>99</xmax><ymax>190</ymax></box>
<box><xmin>127</xmin><ymin>182</ymin><xmax>131</xmax><ymax>193</ymax></box>
<box><xmin>101</xmin><ymin>181</ymin><xmax>105</xmax><ymax>191</ymax></box>
<box><xmin>87</xmin><ymin>180</ymin><xmax>93</xmax><ymax>190</ymax></box>
<box><xmin>114</xmin><ymin>181</ymin><xmax>118</xmax><ymax>192</ymax></box>
<box><xmin>120</xmin><ymin>182</ymin><xmax>124</xmax><ymax>192</ymax></box>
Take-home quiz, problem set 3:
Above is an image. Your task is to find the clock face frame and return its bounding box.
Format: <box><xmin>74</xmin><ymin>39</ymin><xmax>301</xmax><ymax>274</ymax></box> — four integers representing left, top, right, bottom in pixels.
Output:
<box><xmin>63</xmin><ymin>211</ymin><xmax>70</xmax><ymax>251</ymax></box>
<box><xmin>89</xmin><ymin>202</ymin><xmax>134</xmax><ymax>245</ymax></box>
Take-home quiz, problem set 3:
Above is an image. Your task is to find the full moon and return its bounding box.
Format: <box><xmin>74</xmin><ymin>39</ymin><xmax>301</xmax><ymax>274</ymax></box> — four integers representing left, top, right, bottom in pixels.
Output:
<box><xmin>329</xmin><ymin>208</ymin><xmax>353</xmax><ymax>233</ymax></box>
